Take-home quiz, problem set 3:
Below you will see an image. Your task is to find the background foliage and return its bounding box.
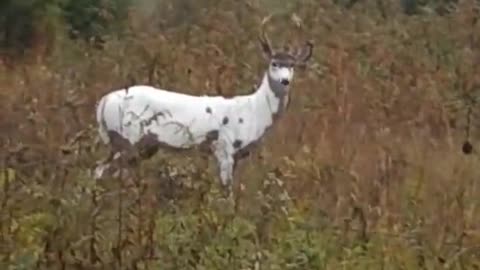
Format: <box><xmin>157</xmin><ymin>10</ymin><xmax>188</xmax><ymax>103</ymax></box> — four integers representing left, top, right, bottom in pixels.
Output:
<box><xmin>1</xmin><ymin>0</ymin><xmax>480</xmax><ymax>269</ymax></box>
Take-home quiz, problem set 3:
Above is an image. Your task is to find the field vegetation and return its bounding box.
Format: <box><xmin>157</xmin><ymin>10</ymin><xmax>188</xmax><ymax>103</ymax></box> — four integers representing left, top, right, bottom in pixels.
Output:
<box><xmin>1</xmin><ymin>0</ymin><xmax>480</xmax><ymax>269</ymax></box>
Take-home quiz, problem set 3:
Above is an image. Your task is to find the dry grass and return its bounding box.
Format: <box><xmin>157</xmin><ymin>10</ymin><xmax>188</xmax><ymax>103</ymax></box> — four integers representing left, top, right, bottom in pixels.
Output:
<box><xmin>1</xmin><ymin>1</ymin><xmax>480</xmax><ymax>269</ymax></box>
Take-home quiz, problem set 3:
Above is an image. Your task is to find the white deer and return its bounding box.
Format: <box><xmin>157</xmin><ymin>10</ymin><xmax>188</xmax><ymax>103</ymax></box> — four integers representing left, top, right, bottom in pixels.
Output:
<box><xmin>93</xmin><ymin>16</ymin><xmax>313</xmax><ymax>195</ymax></box>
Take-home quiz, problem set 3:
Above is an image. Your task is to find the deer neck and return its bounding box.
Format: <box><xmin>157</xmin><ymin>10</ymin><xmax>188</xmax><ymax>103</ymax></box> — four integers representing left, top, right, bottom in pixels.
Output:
<box><xmin>253</xmin><ymin>72</ymin><xmax>290</xmax><ymax>124</ymax></box>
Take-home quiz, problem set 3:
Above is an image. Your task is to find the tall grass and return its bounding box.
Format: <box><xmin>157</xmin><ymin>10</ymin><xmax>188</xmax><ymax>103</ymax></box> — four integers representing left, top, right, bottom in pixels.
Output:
<box><xmin>1</xmin><ymin>1</ymin><xmax>479</xmax><ymax>269</ymax></box>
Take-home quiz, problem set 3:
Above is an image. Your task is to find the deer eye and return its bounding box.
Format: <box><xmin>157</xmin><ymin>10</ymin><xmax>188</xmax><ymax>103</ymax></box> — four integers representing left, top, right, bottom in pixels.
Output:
<box><xmin>271</xmin><ymin>62</ymin><xmax>279</xmax><ymax>68</ymax></box>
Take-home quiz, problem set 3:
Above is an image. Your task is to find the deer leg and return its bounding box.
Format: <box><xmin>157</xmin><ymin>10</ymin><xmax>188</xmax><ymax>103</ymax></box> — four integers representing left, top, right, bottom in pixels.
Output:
<box><xmin>94</xmin><ymin>150</ymin><xmax>122</xmax><ymax>180</ymax></box>
<box><xmin>94</xmin><ymin>149</ymin><xmax>114</xmax><ymax>179</ymax></box>
<box><xmin>212</xmin><ymin>146</ymin><xmax>235</xmax><ymax>197</ymax></box>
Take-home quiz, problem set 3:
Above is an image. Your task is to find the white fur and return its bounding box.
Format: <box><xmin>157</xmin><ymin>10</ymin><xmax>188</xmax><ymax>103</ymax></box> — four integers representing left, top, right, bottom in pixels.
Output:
<box><xmin>269</xmin><ymin>64</ymin><xmax>294</xmax><ymax>83</ymax></box>
<box><xmin>94</xmin><ymin>64</ymin><xmax>294</xmax><ymax>191</ymax></box>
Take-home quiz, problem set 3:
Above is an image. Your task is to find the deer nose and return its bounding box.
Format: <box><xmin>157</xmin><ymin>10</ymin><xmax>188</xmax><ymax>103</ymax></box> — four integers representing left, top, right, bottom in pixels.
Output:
<box><xmin>281</xmin><ymin>79</ymin><xmax>290</xmax><ymax>86</ymax></box>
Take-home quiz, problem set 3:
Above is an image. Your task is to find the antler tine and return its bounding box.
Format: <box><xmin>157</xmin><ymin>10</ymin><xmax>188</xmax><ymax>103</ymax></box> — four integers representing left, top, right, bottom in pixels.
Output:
<box><xmin>290</xmin><ymin>46</ymin><xmax>299</xmax><ymax>56</ymax></box>
<box><xmin>259</xmin><ymin>14</ymin><xmax>274</xmax><ymax>55</ymax></box>
<box><xmin>284</xmin><ymin>44</ymin><xmax>293</xmax><ymax>54</ymax></box>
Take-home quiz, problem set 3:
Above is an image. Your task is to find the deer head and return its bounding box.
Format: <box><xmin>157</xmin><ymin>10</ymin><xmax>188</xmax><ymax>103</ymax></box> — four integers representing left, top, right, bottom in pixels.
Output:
<box><xmin>258</xmin><ymin>15</ymin><xmax>313</xmax><ymax>88</ymax></box>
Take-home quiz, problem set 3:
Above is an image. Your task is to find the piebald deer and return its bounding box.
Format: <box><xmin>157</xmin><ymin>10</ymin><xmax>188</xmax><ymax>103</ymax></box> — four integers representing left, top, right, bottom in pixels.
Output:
<box><xmin>94</xmin><ymin>16</ymin><xmax>313</xmax><ymax>195</ymax></box>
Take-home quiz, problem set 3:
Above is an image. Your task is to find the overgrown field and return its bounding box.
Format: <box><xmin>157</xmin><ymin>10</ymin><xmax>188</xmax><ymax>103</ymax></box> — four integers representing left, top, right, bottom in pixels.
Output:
<box><xmin>1</xmin><ymin>1</ymin><xmax>480</xmax><ymax>269</ymax></box>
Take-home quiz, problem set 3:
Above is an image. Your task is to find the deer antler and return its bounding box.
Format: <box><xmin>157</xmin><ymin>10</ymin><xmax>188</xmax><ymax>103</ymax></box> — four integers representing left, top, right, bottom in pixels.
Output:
<box><xmin>259</xmin><ymin>15</ymin><xmax>274</xmax><ymax>57</ymax></box>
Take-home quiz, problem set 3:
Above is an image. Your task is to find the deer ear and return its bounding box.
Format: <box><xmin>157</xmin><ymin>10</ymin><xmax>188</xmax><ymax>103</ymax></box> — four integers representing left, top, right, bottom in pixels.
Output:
<box><xmin>259</xmin><ymin>37</ymin><xmax>273</xmax><ymax>59</ymax></box>
<box><xmin>295</xmin><ymin>41</ymin><xmax>313</xmax><ymax>64</ymax></box>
